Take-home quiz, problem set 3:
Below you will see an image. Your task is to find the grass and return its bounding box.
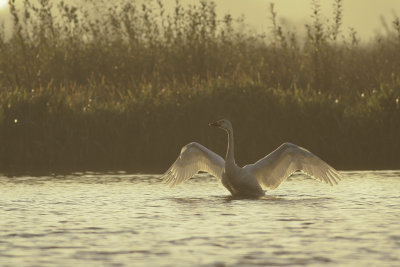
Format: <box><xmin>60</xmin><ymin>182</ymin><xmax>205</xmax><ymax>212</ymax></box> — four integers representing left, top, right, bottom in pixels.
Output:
<box><xmin>0</xmin><ymin>0</ymin><xmax>399</xmax><ymax>173</ymax></box>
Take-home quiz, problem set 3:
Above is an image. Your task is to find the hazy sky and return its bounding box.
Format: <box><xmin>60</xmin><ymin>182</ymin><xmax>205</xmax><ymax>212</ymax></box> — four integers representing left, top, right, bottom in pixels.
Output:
<box><xmin>0</xmin><ymin>0</ymin><xmax>399</xmax><ymax>41</ymax></box>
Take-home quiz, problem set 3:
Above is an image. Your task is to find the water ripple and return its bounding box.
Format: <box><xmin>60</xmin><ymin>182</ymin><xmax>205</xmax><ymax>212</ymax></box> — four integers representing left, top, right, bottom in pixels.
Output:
<box><xmin>0</xmin><ymin>171</ymin><xmax>399</xmax><ymax>266</ymax></box>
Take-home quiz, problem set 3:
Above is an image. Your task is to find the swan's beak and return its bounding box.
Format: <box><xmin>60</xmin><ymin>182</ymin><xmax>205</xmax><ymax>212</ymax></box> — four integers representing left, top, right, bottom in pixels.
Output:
<box><xmin>209</xmin><ymin>121</ymin><xmax>222</xmax><ymax>127</ymax></box>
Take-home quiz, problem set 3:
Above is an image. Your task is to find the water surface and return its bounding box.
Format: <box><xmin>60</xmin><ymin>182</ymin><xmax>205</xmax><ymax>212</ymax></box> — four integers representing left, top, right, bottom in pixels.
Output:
<box><xmin>1</xmin><ymin>171</ymin><xmax>400</xmax><ymax>266</ymax></box>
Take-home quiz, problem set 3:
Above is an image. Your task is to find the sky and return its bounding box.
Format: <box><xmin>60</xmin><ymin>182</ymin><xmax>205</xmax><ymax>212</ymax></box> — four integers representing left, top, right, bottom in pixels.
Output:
<box><xmin>0</xmin><ymin>0</ymin><xmax>399</xmax><ymax>42</ymax></box>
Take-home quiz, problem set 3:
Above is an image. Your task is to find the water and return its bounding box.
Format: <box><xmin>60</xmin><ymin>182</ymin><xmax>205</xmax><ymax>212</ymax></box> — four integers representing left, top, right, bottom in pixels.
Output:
<box><xmin>0</xmin><ymin>171</ymin><xmax>399</xmax><ymax>267</ymax></box>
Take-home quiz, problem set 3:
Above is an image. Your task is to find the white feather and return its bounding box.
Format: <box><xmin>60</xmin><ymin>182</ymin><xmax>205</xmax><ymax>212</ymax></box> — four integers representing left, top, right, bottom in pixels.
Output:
<box><xmin>161</xmin><ymin>120</ymin><xmax>341</xmax><ymax>196</ymax></box>
<box><xmin>160</xmin><ymin>142</ymin><xmax>224</xmax><ymax>187</ymax></box>
<box><xmin>243</xmin><ymin>142</ymin><xmax>342</xmax><ymax>190</ymax></box>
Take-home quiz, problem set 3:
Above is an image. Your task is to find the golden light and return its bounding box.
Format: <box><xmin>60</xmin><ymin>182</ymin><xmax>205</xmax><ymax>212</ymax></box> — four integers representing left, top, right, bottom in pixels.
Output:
<box><xmin>0</xmin><ymin>0</ymin><xmax>7</xmax><ymax>9</ymax></box>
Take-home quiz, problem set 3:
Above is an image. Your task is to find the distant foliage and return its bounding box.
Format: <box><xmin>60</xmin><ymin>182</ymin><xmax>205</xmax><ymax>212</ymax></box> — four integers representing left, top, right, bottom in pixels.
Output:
<box><xmin>0</xmin><ymin>0</ymin><xmax>399</xmax><ymax>172</ymax></box>
<box><xmin>0</xmin><ymin>0</ymin><xmax>399</xmax><ymax>95</ymax></box>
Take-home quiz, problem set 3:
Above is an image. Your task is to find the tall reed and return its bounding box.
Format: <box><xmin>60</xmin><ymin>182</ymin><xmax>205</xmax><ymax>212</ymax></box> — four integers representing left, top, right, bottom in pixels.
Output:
<box><xmin>0</xmin><ymin>0</ymin><xmax>399</xmax><ymax>172</ymax></box>
<box><xmin>1</xmin><ymin>0</ymin><xmax>399</xmax><ymax>95</ymax></box>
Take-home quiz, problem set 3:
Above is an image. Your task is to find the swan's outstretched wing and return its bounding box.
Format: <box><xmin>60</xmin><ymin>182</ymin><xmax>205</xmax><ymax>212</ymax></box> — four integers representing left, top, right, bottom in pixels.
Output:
<box><xmin>160</xmin><ymin>142</ymin><xmax>225</xmax><ymax>187</ymax></box>
<box><xmin>244</xmin><ymin>143</ymin><xmax>341</xmax><ymax>190</ymax></box>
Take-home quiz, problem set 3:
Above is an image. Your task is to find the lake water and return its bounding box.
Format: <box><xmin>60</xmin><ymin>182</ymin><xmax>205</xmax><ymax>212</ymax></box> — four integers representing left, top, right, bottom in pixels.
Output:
<box><xmin>0</xmin><ymin>171</ymin><xmax>399</xmax><ymax>267</ymax></box>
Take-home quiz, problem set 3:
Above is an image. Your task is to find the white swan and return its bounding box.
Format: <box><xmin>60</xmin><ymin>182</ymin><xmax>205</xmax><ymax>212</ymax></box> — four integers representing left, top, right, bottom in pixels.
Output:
<box><xmin>160</xmin><ymin>119</ymin><xmax>341</xmax><ymax>197</ymax></box>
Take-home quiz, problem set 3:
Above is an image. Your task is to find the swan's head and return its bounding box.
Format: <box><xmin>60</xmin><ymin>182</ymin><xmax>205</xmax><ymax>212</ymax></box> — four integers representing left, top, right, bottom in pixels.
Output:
<box><xmin>209</xmin><ymin>119</ymin><xmax>232</xmax><ymax>131</ymax></box>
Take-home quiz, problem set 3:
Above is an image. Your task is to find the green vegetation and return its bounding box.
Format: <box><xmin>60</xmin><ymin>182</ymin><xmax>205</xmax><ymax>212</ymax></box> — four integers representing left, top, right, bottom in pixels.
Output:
<box><xmin>0</xmin><ymin>0</ymin><xmax>399</xmax><ymax>173</ymax></box>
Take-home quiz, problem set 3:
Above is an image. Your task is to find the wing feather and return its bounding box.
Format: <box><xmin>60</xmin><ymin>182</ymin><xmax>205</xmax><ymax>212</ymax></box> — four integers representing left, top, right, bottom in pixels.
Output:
<box><xmin>244</xmin><ymin>142</ymin><xmax>342</xmax><ymax>190</ymax></box>
<box><xmin>160</xmin><ymin>142</ymin><xmax>225</xmax><ymax>187</ymax></box>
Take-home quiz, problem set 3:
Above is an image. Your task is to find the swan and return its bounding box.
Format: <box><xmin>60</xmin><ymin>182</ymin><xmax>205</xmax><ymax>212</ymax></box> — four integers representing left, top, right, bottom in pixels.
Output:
<box><xmin>160</xmin><ymin>119</ymin><xmax>341</xmax><ymax>197</ymax></box>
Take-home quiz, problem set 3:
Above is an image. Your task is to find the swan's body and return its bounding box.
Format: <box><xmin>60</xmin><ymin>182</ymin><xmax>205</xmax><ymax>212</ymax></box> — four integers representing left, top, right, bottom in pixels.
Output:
<box><xmin>160</xmin><ymin>120</ymin><xmax>341</xmax><ymax>197</ymax></box>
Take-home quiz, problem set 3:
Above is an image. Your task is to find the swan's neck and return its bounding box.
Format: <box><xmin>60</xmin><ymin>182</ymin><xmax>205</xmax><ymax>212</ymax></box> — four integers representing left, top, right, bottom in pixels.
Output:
<box><xmin>225</xmin><ymin>127</ymin><xmax>236</xmax><ymax>166</ymax></box>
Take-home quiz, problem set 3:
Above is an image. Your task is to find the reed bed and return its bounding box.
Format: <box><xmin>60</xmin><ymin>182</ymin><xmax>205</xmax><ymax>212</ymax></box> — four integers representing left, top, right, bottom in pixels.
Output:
<box><xmin>0</xmin><ymin>0</ymin><xmax>399</xmax><ymax>172</ymax></box>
